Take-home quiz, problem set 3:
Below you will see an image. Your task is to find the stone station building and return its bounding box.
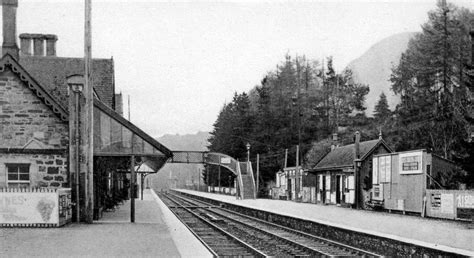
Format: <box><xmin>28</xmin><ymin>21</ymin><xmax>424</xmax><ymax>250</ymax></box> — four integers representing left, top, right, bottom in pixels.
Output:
<box><xmin>0</xmin><ymin>0</ymin><xmax>172</xmax><ymax>223</ymax></box>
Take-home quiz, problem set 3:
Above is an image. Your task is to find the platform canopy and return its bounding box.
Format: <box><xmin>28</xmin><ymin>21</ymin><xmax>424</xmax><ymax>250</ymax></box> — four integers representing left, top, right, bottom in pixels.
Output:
<box><xmin>92</xmin><ymin>99</ymin><xmax>173</xmax><ymax>172</ymax></box>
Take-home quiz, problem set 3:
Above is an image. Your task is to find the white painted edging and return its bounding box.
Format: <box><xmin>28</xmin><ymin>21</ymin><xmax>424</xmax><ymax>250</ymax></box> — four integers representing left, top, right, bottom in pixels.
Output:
<box><xmin>150</xmin><ymin>190</ymin><xmax>212</xmax><ymax>258</ymax></box>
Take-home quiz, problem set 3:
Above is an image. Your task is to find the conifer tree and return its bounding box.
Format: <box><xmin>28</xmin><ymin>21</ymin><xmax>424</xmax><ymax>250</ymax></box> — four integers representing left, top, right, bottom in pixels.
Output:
<box><xmin>373</xmin><ymin>92</ymin><xmax>391</xmax><ymax>123</ymax></box>
<box><xmin>390</xmin><ymin>0</ymin><xmax>473</xmax><ymax>159</ymax></box>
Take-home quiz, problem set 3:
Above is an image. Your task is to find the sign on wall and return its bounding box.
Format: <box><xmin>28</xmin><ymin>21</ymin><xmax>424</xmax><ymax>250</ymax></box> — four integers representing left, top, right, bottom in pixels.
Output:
<box><xmin>456</xmin><ymin>193</ymin><xmax>474</xmax><ymax>209</ymax></box>
<box><xmin>440</xmin><ymin>193</ymin><xmax>454</xmax><ymax>214</ymax></box>
<box><xmin>426</xmin><ymin>190</ymin><xmax>474</xmax><ymax>220</ymax></box>
<box><xmin>220</xmin><ymin>157</ymin><xmax>231</xmax><ymax>164</ymax></box>
<box><xmin>399</xmin><ymin>151</ymin><xmax>423</xmax><ymax>175</ymax></box>
<box><xmin>0</xmin><ymin>192</ymin><xmax>59</xmax><ymax>224</ymax></box>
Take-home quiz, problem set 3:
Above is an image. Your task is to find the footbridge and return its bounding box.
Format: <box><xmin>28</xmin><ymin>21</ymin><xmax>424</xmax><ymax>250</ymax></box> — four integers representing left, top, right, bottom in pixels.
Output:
<box><xmin>169</xmin><ymin>151</ymin><xmax>256</xmax><ymax>199</ymax></box>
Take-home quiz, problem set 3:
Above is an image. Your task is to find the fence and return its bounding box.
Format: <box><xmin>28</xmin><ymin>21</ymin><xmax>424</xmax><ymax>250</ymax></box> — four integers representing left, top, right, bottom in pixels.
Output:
<box><xmin>207</xmin><ymin>186</ymin><xmax>236</xmax><ymax>196</ymax></box>
<box><xmin>425</xmin><ymin>189</ymin><xmax>474</xmax><ymax>221</ymax></box>
<box><xmin>0</xmin><ymin>188</ymin><xmax>72</xmax><ymax>227</ymax></box>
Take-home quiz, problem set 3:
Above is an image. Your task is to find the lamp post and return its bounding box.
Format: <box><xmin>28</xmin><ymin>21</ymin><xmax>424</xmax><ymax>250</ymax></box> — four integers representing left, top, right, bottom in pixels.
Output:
<box><xmin>68</xmin><ymin>80</ymin><xmax>83</xmax><ymax>223</ymax></box>
<box><xmin>292</xmin><ymin>94</ymin><xmax>302</xmax><ymax>201</ymax></box>
<box><xmin>246</xmin><ymin>142</ymin><xmax>251</xmax><ymax>162</ymax></box>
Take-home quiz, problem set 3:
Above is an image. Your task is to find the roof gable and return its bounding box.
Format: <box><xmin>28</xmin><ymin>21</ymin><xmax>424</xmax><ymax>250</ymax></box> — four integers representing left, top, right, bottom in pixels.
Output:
<box><xmin>313</xmin><ymin>139</ymin><xmax>392</xmax><ymax>171</ymax></box>
<box><xmin>19</xmin><ymin>55</ymin><xmax>115</xmax><ymax>109</ymax></box>
<box><xmin>0</xmin><ymin>54</ymin><xmax>68</xmax><ymax>121</ymax></box>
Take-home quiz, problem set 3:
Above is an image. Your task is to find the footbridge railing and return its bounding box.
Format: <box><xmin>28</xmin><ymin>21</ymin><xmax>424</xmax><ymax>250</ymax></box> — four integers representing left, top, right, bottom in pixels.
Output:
<box><xmin>169</xmin><ymin>151</ymin><xmax>255</xmax><ymax>199</ymax></box>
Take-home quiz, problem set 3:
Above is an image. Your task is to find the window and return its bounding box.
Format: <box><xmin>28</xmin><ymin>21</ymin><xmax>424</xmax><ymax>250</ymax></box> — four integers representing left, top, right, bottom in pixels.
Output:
<box><xmin>372</xmin><ymin>155</ymin><xmax>391</xmax><ymax>183</ymax></box>
<box><xmin>372</xmin><ymin>157</ymin><xmax>378</xmax><ymax>184</ymax></box>
<box><xmin>7</xmin><ymin>163</ymin><xmax>30</xmax><ymax>187</ymax></box>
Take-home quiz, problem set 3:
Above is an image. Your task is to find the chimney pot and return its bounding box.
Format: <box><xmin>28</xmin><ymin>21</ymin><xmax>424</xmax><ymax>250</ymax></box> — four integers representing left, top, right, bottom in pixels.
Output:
<box><xmin>19</xmin><ymin>33</ymin><xmax>33</xmax><ymax>56</ymax></box>
<box><xmin>32</xmin><ymin>34</ymin><xmax>45</xmax><ymax>56</ymax></box>
<box><xmin>44</xmin><ymin>34</ymin><xmax>57</xmax><ymax>56</ymax></box>
<box><xmin>2</xmin><ymin>0</ymin><xmax>19</xmax><ymax>59</ymax></box>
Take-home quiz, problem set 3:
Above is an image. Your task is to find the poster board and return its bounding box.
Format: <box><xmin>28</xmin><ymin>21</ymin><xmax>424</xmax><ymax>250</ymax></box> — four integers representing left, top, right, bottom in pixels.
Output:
<box><xmin>1</xmin><ymin>191</ymin><xmax>59</xmax><ymax>225</ymax></box>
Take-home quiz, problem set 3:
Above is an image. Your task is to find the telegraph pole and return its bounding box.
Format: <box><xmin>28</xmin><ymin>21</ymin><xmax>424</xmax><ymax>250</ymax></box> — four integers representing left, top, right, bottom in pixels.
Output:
<box><xmin>294</xmin><ymin>57</ymin><xmax>302</xmax><ymax>201</ymax></box>
<box><xmin>83</xmin><ymin>0</ymin><xmax>94</xmax><ymax>223</ymax></box>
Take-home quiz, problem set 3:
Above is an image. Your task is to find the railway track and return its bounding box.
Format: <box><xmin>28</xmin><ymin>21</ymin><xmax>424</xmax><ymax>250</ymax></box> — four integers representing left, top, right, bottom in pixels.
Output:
<box><xmin>158</xmin><ymin>192</ymin><xmax>380</xmax><ymax>257</ymax></box>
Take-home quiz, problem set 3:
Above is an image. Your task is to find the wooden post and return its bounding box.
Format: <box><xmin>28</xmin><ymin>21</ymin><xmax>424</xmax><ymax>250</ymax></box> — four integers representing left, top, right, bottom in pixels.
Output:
<box><xmin>296</xmin><ymin>145</ymin><xmax>300</xmax><ymax>200</ymax></box>
<box><xmin>130</xmin><ymin>155</ymin><xmax>135</xmax><ymax>223</ymax></box>
<box><xmin>206</xmin><ymin>168</ymin><xmax>209</xmax><ymax>192</ymax></box>
<box><xmin>83</xmin><ymin>0</ymin><xmax>94</xmax><ymax>224</ymax></box>
<box><xmin>256</xmin><ymin>154</ymin><xmax>259</xmax><ymax>198</ymax></box>
<box><xmin>140</xmin><ymin>173</ymin><xmax>144</xmax><ymax>201</ymax></box>
<box><xmin>218</xmin><ymin>158</ymin><xmax>221</xmax><ymax>193</ymax></box>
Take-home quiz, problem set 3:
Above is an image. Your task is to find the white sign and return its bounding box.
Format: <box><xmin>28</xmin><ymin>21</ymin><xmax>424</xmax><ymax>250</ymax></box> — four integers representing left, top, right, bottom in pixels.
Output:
<box><xmin>220</xmin><ymin>157</ymin><xmax>231</xmax><ymax>164</ymax></box>
<box><xmin>0</xmin><ymin>192</ymin><xmax>59</xmax><ymax>224</ymax></box>
<box><xmin>456</xmin><ymin>194</ymin><xmax>474</xmax><ymax>209</ymax></box>
<box><xmin>440</xmin><ymin>193</ymin><xmax>454</xmax><ymax>214</ymax></box>
<box><xmin>399</xmin><ymin>151</ymin><xmax>423</xmax><ymax>175</ymax></box>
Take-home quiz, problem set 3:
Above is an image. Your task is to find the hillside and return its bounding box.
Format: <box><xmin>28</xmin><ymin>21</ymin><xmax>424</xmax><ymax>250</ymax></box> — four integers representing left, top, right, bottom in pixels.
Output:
<box><xmin>347</xmin><ymin>32</ymin><xmax>417</xmax><ymax>116</ymax></box>
<box><xmin>148</xmin><ymin>131</ymin><xmax>210</xmax><ymax>191</ymax></box>
<box><xmin>158</xmin><ymin>131</ymin><xmax>210</xmax><ymax>151</ymax></box>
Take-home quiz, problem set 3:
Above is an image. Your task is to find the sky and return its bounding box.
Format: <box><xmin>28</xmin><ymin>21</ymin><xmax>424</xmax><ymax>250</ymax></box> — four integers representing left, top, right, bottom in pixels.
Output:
<box><xmin>12</xmin><ymin>0</ymin><xmax>473</xmax><ymax>137</ymax></box>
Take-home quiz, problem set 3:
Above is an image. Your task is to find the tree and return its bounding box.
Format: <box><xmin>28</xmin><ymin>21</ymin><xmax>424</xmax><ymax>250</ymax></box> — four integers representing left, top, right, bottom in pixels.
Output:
<box><xmin>390</xmin><ymin>0</ymin><xmax>473</xmax><ymax>159</ymax></box>
<box><xmin>208</xmin><ymin>54</ymin><xmax>370</xmax><ymax>193</ymax></box>
<box><xmin>322</xmin><ymin>57</ymin><xmax>370</xmax><ymax>131</ymax></box>
<box><xmin>373</xmin><ymin>92</ymin><xmax>391</xmax><ymax>123</ymax></box>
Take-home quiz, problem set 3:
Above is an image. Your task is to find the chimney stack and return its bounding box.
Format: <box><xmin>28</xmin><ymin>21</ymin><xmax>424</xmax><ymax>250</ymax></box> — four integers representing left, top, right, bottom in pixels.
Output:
<box><xmin>2</xmin><ymin>0</ymin><xmax>19</xmax><ymax>59</ymax></box>
<box><xmin>114</xmin><ymin>93</ymin><xmax>124</xmax><ymax>116</ymax></box>
<box><xmin>354</xmin><ymin>131</ymin><xmax>360</xmax><ymax>160</ymax></box>
<box><xmin>331</xmin><ymin>133</ymin><xmax>338</xmax><ymax>151</ymax></box>
<box><xmin>45</xmin><ymin>34</ymin><xmax>57</xmax><ymax>56</ymax></box>
<box><xmin>20</xmin><ymin>33</ymin><xmax>58</xmax><ymax>57</ymax></box>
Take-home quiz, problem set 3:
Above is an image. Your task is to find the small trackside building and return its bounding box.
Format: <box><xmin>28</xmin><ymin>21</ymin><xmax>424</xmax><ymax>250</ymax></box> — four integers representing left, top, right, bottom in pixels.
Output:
<box><xmin>370</xmin><ymin>149</ymin><xmax>463</xmax><ymax>214</ymax></box>
<box><xmin>309</xmin><ymin>132</ymin><xmax>393</xmax><ymax>208</ymax></box>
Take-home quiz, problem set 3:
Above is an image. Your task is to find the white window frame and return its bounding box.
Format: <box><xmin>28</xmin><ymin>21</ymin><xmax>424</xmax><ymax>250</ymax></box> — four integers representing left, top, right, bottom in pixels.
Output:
<box><xmin>373</xmin><ymin>155</ymin><xmax>391</xmax><ymax>183</ymax></box>
<box><xmin>372</xmin><ymin>157</ymin><xmax>378</xmax><ymax>184</ymax></box>
<box><xmin>6</xmin><ymin>163</ymin><xmax>31</xmax><ymax>187</ymax></box>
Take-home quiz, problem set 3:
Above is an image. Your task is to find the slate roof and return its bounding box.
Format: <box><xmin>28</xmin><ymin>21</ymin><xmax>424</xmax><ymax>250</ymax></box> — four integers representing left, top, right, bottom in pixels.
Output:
<box><xmin>19</xmin><ymin>55</ymin><xmax>115</xmax><ymax>109</ymax></box>
<box><xmin>312</xmin><ymin>139</ymin><xmax>389</xmax><ymax>171</ymax></box>
<box><xmin>0</xmin><ymin>54</ymin><xmax>68</xmax><ymax>121</ymax></box>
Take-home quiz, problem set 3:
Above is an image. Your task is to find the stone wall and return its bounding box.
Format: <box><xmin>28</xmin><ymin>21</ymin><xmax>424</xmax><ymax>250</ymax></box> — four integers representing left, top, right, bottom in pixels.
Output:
<box><xmin>0</xmin><ymin>70</ymin><xmax>68</xmax><ymax>149</ymax></box>
<box><xmin>0</xmin><ymin>153</ymin><xmax>67</xmax><ymax>188</ymax></box>
<box><xmin>0</xmin><ymin>67</ymin><xmax>69</xmax><ymax>188</ymax></box>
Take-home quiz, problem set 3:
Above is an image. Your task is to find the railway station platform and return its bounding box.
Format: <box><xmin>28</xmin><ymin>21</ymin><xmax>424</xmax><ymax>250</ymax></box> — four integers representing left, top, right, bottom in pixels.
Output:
<box><xmin>1</xmin><ymin>189</ymin><xmax>211</xmax><ymax>257</ymax></box>
<box><xmin>176</xmin><ymin>189</ymin><xmax>474</xmax><ymax>256</ymax></box>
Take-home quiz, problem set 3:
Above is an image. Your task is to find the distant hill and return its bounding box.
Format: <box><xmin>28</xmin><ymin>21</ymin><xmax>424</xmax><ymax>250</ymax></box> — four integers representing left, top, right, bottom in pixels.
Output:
<box><xmin>347</xmin><ymin>32</ymin><xmax>417</xmax><ymax>116</ymax></box>
<box><xmin>157</xmin><ymin>131</ymin><xmax>210</xmax><ymax>151</ymax></box>
<box><xmin>148</xmin><ymin>131</ymin><xmax>210</xmax><ymax>191</ymax></box>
